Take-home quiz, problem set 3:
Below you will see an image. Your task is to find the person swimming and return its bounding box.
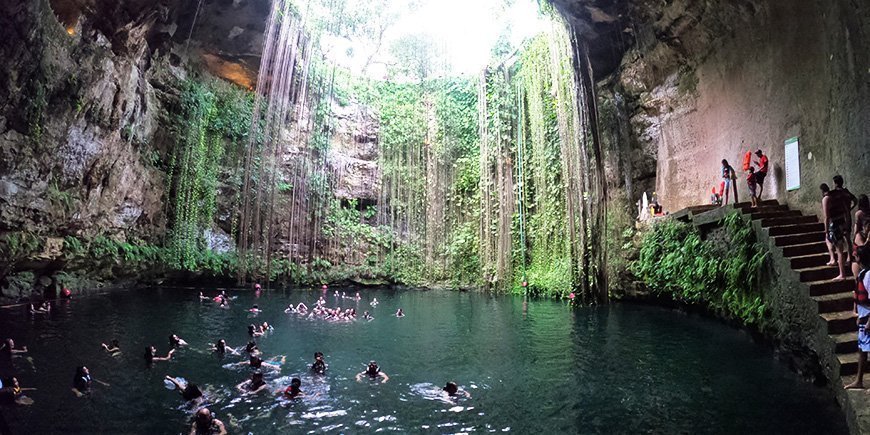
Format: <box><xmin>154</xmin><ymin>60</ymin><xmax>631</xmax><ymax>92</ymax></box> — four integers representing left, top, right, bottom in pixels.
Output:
<box><xmin>0</xmin><ymin>377</ymin><xmax>36</xmax><ymax>406</ymax></box>
<box><xmin>248</xmin><ymin>324</ymin><xmax>263</xmax><ymax>337</ymax></box>
<box><xmin>191</xmin><ymin>407</ymin><xmax>227</xmax><ymax>435</ymax></box>
<box><xmin>443</xmin><ymin>381</ymin><xmax>471</xmax><ymax>398</ymax></box>
<box><xmin>199</xmin><ymin>291</ymin><xmax>211</xmax><ymax>301</ymax></box>
<box><xmin>395</xmin><ymin>308</ymin><xmax>405</xmax><ymax>318</ymax></box>
<box><xmin>259</xmin><ymin>322</ymin><xmax>272</xmax><ymax>333</ymax></box>
<box><xmin>356</xmin><ymin>360</ymin><xmax>389</xmax><ymax>383</ymax></box>
<box><xmin>164</xmin><ymin>375</ymin><xmax>203</xmax><ymax>402</ymax></box>
<box><xmin>169</xmin><ymin>334</ymin><xmax>188</xmax><ymax>348</ymax></box>
<box><xmin>282</xmin><ymin>377</ymin><xmax>304</xmax><ymax>399</ymax></box>
<box><xmin>236</xmin><ymin>371</ymin><xmax>268</xmax><ymax>395</ymax></box>
<box><xmin>244</xmin><ymin>341</ymin><xmax>260</xmax><ymax>355</ymax></box>
<box><xmin>239</xmin><ymin>355</ymin><xmax>282</xmax><ymax>371</ymax></box>
<box><xmin>370</xmin><ymin>298</ymin><xmax>378</xmax><ymax>307</ymax></box>
<box><xmin>249</xmin><ymin>304</ymin><xmax>261</xmax><ymax>314</ymax></box>
<box><xmin>71</xmin><ymin>366</ymin><xmax>108</xmax><ymax>396</ymax></box>
<box><xmin>311</xmin><ymin>352</ymin><xmax>327</xmax><ymax>375</ymax></box>
<box><xmin>0</xmin><ymin>338</ymin><xmax>27</xmax><ymax>361</ymax></box>
<box><xmin>144</xmin><ymin>346</ymin><xmax>175</xmax><ymax>366</ymax></box>
<box><xmin>101</xmin><ymin>339</ymin><xmax>121</xmax><ymax>354</ymax></box>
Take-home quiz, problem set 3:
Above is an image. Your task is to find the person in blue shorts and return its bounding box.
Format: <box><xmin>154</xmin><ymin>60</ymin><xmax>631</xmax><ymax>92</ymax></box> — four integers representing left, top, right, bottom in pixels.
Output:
<box><xmin>845</xmin><ymin>246</ymin><xmax>870</xmax><ymax>389</ymax></box>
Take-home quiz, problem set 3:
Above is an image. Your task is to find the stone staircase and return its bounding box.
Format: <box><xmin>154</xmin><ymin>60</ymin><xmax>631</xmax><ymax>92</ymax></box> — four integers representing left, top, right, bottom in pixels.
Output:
<box><xmin>731</xmin><ymin>200</ymin><xmax>858</xmax><ymax>376</ymax></box>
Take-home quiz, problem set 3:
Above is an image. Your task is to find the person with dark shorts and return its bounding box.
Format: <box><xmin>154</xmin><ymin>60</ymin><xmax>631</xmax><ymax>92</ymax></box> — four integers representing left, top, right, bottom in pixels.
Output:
<box><xmin>824</xmin><ymin>184</ymin><xmax>850</xmax><ymax>281</ymax></box>
<box><xmin>833</xmin><ymin>175</ymin><xmax>858</xmax><ymax>261</ymax></box>
<box><xmin>754</xmin><ymin>149</ymin><xmax>768</xmax><ymax>200</ymax></box>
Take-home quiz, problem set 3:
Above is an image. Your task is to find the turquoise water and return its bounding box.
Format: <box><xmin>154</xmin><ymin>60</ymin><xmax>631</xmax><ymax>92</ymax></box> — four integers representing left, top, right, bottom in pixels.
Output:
<box><xmin>0</xmin><ymin>287</ymin><xmax>848</xmax><ymax>433</ymax></box>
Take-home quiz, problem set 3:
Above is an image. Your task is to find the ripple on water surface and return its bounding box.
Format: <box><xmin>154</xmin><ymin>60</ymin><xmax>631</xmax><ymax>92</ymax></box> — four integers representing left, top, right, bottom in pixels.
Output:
<box><xmin>0</xmin><ymin>287</ymin><xmax>848</xmax><ymax>434</ymax></box>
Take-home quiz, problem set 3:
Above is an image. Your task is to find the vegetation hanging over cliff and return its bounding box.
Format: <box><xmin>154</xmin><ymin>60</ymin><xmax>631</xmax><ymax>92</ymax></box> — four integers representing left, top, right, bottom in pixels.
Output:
<box><xmin>631</xmin><ymin>212</ymin><xmax>769</xmax><ymax>326</ymax></box>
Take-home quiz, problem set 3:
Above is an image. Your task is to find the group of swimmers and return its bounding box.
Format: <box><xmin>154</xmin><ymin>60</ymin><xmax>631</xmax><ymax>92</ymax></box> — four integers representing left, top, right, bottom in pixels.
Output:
<box><xmin>0</xmin><ymin>287</ymin><xmax>458</xmax><ymax>434</ymax></box>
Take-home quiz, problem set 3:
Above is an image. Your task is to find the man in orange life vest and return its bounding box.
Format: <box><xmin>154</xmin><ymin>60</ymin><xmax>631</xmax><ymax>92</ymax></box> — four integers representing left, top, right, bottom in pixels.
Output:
<box><xmin>754</xmin><ymin>149</ymin><xmax>769</xmax><ymax>200</ymax></box>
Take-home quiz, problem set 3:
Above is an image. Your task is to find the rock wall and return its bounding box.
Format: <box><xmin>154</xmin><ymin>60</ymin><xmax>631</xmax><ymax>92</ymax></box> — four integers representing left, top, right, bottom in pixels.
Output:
<box><xmin>0</xmin><ymin>0</ymin><xmax>382</xmax><ymax>300</ymax></box>
<box><xmin>592</xmin><ymin>0</ymin><xmax>870</xmax><ymax>217</ymax></box>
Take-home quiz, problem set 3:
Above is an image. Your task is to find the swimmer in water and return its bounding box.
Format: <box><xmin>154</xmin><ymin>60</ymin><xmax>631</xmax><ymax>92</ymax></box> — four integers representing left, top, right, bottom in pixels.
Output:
<box><xmin>311</xmin><ymin>352</ymin><xmax>327</xmax><ymax>375</ymax></box>
<box><xmin>190</xmin><ymin>407</ymin><xmax>227</xmax><ymax>435</ymax></box>
<box><xmin>354</xmin><ymin>292</ymin><xmax>361</xmax><ymax>301</ymax></box>
<box><xmin>356</xmin><ymin>360</ymin><xmax>389</xmax><ymax>383</ymax></box>
<box><xmin>0</xmin><ymin>377</ymin><xmax>36</xmax><ymax>406</ymax></box>
<box><xmin>199</xmin><ymin>291</ymin><xmax>211</xmax><ymax>301</ymax></box>
<box><xmin>259</xmin><ymin>322</ymin><xmax>272</xmax><ymax>333</ymax></box>
<box><xmin>236</xmin><ymin>371</ymin><xmax>268</xmax><ymax>395</ymax></box>
<box><xmin>248</xmin><ymin>324</ymin><xmax>263</xmax><ymax>337</ymax></box>
<box><xmin>218</xmin><ymin>298</ymin><xmax>229</xmax><ymax>308</ymax></box>
<box><xmin>284</xmin><ymin>304</ymin><xmax>296</xmax><ymax>313</ymax></box>
<box><xmin>395</xmin><ymin>308</ymin><xmax>405</xmax><ymax>318</ymax></box>
<box><xmin>169</xmin><ymin>334</ymin><xmax>189</xmax><ymax>348</ymax></box>
<box><xmin>71</xmin><ymin>366</ymin><xmax>109</xmax><ymax>397</ymax></box>
<box><xmin>244</xmin><ymin>341</ymin><xmax>261</xmax><ymax>356</ymax></box>
<box><xmin>248</xmin><ymin>304</ymin><xmax>261</xmax><ymax>314</ymax></box>
<box><xmin>443</xmin><ymin>381</ymin><xmax>471</xmax><ymax>398</ymax></box>
<box><xmin>101</xmin><ymin>339</ymin><xmax>121</xmax><ymax>354</ymax></box>
<box><xmin>370</xmin><ymin>298</ymin><xmax>378</xmax><ymax>307</ymax></box>
<box><xmin>362</xmin><ymin>311</ymin><xmax>373</xmax><ymax>320</ymax></box>
<box><xmin>282</xmin><ymin>377</ymin><xmax>305</xmax><ymax>399</ymax></box>
<box><xmin>237</xmin><ymin>355</ymin><xmax>283</xmax><ymax>371</ymax></box>
<box><xmin>164</xmin><ymin>375</ymin><xmax>204</xmax><ymax>402</ymax></box>
<box><xmin>212</xmin><ymin>339</ymin><xmax>237</xmax><ymax>356</ymax></box>
<box><xmin>0</xmin><ymin>339</ymin><xmax>27</xmax><ymax>361</ymax></box>
<box><xmin>144</xmin><ymin>346</ymin><xmax>175</xmax><ymax>366</ymax></box>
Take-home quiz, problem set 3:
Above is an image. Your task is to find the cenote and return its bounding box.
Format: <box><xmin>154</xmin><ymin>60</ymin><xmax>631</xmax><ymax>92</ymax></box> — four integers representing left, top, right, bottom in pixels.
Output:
<box><xmin>0</xmin><ymin>288</ymin><xmax>847</xmax><ymax>434</ymax></box>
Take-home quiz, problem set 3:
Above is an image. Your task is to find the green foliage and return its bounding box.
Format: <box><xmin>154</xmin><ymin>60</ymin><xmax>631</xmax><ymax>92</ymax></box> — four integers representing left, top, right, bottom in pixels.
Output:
<box><xmin>631</xmin><ymin>212</ymin><xmax>769</xmax><ymax>326</ymax></box>
<box><xmin>0</xmin><ymin>232</ymin><xmax>42</xmax><ymax>260</ymax></box>
<box><xmin>165</xmin><ymin>78</ymin><xmax>253</xmax><ymax>271</ymax></box>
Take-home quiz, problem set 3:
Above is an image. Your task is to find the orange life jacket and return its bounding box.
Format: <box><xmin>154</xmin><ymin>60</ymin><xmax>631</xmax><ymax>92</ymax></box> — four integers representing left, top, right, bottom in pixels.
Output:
<box><xmin>742</xmin><ymin>151</ymin><xmax>752</xmax><ymax>171</ymax></box>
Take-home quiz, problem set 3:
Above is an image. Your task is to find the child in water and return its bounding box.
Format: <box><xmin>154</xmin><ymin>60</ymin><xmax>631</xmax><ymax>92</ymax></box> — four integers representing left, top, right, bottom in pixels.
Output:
<box><xmin>71</xmin><ymin>366</ymin><xmax>109</xmax><ymax>397</ymax></box>
<box><xmin>144</xmin><ymin>346</ymin><xmax>175</xmax><ymax>366</ymax></box>
<box><xmin>311</xmin><ymin>352</ymin><xmax>327</xmax><ymax>375</ymax></box>
<box><xmin>282</xmin><ymin>378</ymin><xmax>306</xmax><ymax>399</ymax></box>
<box><xmin>395</xmin><ymin>308</ymin><xmax>405</xmax><ymax>318</ymax></box>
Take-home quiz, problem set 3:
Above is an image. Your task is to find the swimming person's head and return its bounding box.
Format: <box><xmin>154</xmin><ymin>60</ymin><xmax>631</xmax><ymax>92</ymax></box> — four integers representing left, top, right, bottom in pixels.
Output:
<box><xmin>216</xmin><ymin>339</ymin><xmax>226</xmax><ymax>352</ymax></box>
<box><xmin>195</xmin><ymin>408</ymin><xmax>215</xmax><ymax>430</ymax></box>
<box><xmin>111</xmin><ymin>339</ymin><xmax>119</xmax><ymax>348</ymax></box>
<box><xmin>170</xmin><ymin>334</ymin><xmax>180</xmax><ymax>347</ymax></box>
<box><xmin>144</xmin><ymin>346</ymin><xmax>155</xmax><ymax>361</ymax></box>
<box><xmin>314</xmin><ymin>352</ymin><xmax>323</xmax><ymax>361</ymax></box>
<box><xmin>246</xmin><ymin>341</ymin><xmax>257</xmax><ymax>353</ymax></box>
<box><xmin>444</xmin><ymin>382</ymin><xmax>459</xmax><ymax>395</ymax></box>
<box><xmin>366</xmin><ymin>361</ymin><xmax>379</xmax><ymax>376</ymax></box>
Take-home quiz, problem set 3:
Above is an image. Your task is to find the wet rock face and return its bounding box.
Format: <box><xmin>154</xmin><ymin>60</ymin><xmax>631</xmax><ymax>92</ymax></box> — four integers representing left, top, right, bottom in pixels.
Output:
<box><xmin>0</xmin><ymin>0</ymin><xmax>167</xmax><ymax>238</ymax></box>
<box><xmin>328</xmin><ymin>100</ymin><xmax>381</xmax><ymax>204</ymax></box>
<box><xmin>587</xmin><ymin>0</ymin><xmax>870</xmax><ymax>216</ymax></box>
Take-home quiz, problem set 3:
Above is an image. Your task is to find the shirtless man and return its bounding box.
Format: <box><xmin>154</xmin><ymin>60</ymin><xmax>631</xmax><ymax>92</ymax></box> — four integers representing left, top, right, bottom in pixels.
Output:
<box><xmin>823</xmin><ymin>183</ymin><xmax>850</xmax><ymax>281</ymax></box>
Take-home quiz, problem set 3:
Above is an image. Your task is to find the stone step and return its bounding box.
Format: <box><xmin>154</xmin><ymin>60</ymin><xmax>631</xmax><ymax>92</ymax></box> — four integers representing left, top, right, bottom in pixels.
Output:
<box><xmin>809</xmin><ymin>279</ymin><xmax>855</xmax><ymax>297</ymax></box>
<box><xmin>773</xmin><ymin>231</ymin><xmax>826</xmax><ymax>247</ymax></box>
<box><xmin>813</xmin><ymin>292</ymin><xmax>854</xmax><ymax>314</ymax></box>
<box><xmin>767</xmin><ymin>222</ymin><xmax>825</xmax><ymax>237</ymax></box>
<box><xmin>832</xmin><ymin>332</ymin><xmax>858</xmax><ymax>354</ymax></box>
<box><xmin>760</xmin><ymin>215</ymin><xmax>819</xmax><ymax>228</ymax></box>
<box><xmin>782</xmin><ymin>243</ymin><xmax>829</xmax><ymax>258</ymax></box>
<box><xmin>749</xmin><ymin>210</ymin><xmax>794</xmax><ymax>220</ymax></box>
<box><xmin>799</xmin><ymin>266</ymin><xmax>854</xmax><ymax>283</ymax></box>
<box><xmin>735</xmin><ymin>200</ymin><xmax>780</xmax><ymax>210</ymax></box>
<box><xmin>839</xmin><ymin>352</ymin><xmax>859</xmax><ymax>376</ymax></box>
<box><xmin>790</xmin><ymin>253</ymin><xmax>833</xmax><ymax>269</ymax></box>
<box><xmin>822</xmin><ymin>311</ymin><xmax>858</xmax><ymax>335</ymax></box>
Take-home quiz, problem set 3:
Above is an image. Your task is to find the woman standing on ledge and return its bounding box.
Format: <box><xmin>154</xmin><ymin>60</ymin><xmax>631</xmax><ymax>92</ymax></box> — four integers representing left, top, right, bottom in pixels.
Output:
<box><xmin>720</xmin><ymin>159</ymin><xmax>738</xmax><ymax>206</ymax></box>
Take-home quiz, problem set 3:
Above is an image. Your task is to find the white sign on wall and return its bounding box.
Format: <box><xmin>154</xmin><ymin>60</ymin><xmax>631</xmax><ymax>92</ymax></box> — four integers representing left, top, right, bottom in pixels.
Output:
<box><xmin>784</xmin><ymin>137</ymin><xmax>800</xmax><ymax>191</ymax></box>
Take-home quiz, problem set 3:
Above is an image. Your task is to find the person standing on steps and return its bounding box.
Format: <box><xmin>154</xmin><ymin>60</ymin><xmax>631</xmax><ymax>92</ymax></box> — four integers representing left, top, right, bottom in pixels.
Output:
<box><xmin>853</xmin><ymin>220</ymin><xmax>869</xmax><ymax>280</ymax></box>
<box><xmin>720</xmin><ymin>159</ymin><xmax>738</xmax><ymax>206</ymax></box>
<box><xmin>746</xmin><ymin>167</ymin><xmax>759</xmax><ymax>208</ymax></box>
<box><xmin>833</xmin><ymin>175</ymin><xmax>858</xmax><ymax>261</ymax></box>
<box><xmin>754</xmin><ymin>149</ymin><xmax>769</xmax><ymax>200</ymax></box>
<box><xmin>845</xmin><ymin>245</ymin><xmax>870</xmax><ymax>389</ymax></box>
<box><xmin>823</xmin><ymin>183</ymin><xmax>850</xmax><ymax>281</ymax></box>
